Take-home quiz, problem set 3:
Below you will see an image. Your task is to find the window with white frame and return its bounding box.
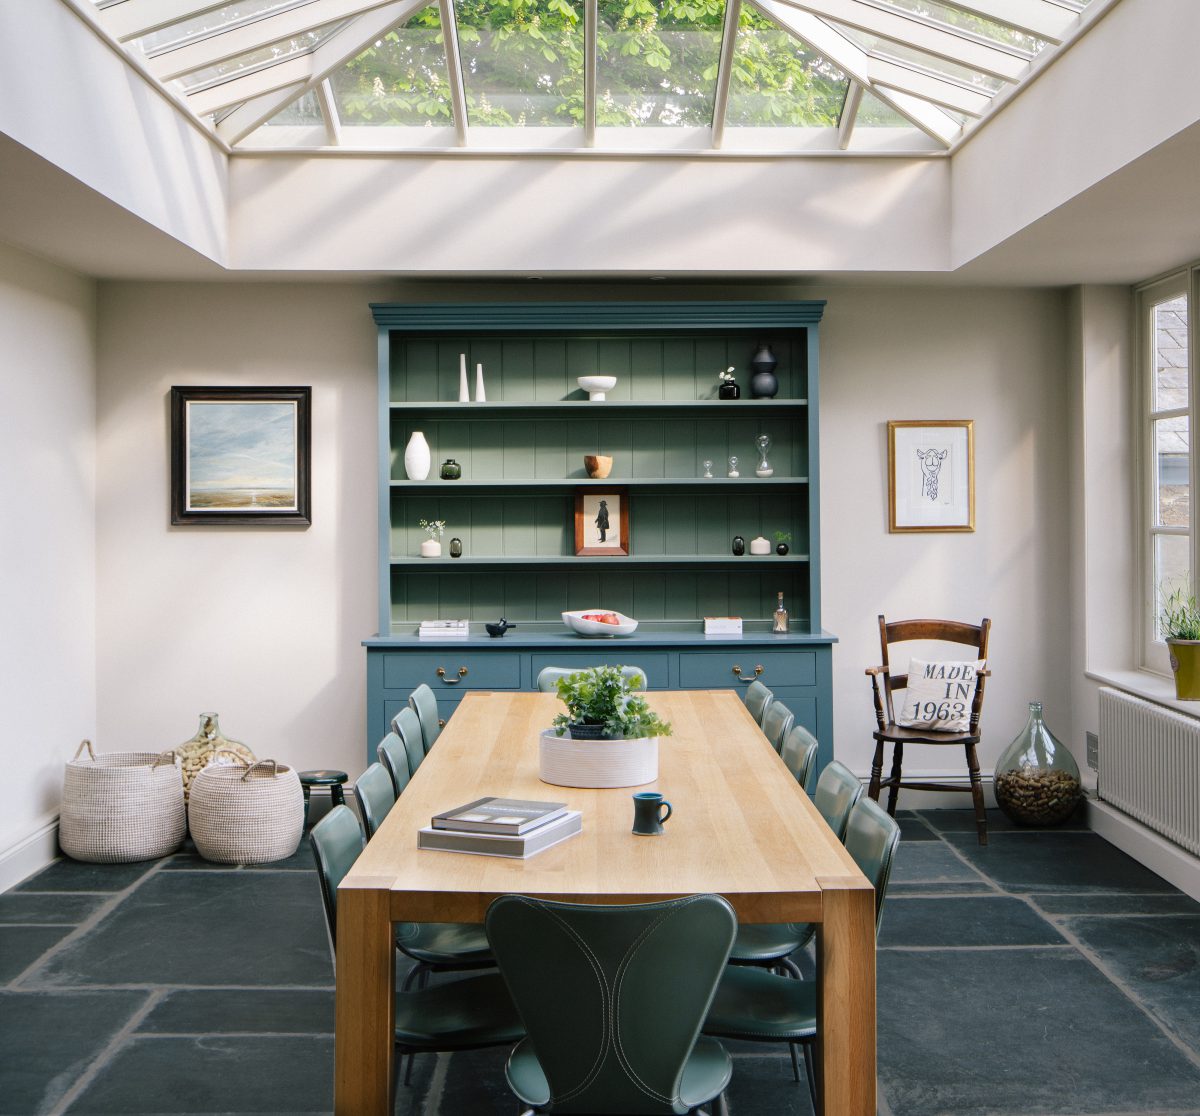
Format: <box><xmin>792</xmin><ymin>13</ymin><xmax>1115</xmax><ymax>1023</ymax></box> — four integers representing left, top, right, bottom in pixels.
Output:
<box><xmin>1142</xmin><ymin>273</ymin><xmax>1191</xmax><ymax>671</ymax></box>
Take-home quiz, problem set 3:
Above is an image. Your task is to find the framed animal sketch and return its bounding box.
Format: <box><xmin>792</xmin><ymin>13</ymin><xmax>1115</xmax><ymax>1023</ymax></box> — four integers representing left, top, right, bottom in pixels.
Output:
<box><xmin>888</xmin><ymin>420</ymin><xmax>974</xmax><ymax>533</ymax></box>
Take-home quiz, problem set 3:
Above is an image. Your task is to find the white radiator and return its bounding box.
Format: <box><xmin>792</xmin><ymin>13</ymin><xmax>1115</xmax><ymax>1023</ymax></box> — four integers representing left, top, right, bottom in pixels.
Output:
<box><xmin>1098</xmin><ymin>687</ymin><xmax>1200</xmax><ymax>857</ymax></box>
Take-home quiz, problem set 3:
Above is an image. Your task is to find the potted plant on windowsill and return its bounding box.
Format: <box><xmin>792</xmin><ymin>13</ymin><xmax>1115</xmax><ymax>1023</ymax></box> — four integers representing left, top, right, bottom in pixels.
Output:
<box><xmin>1161</xmin><ymin>587</ymin><xmax>1200</xmax><ymax>699</ymax></box>
<box><xmin>539</xmin><ymin>666</ymin><xmax>673</xmax><ymax>788</ymax></box>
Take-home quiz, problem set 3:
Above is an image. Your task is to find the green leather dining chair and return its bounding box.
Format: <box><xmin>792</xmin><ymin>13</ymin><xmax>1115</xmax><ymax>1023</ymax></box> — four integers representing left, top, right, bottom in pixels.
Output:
<box><xmin>760</xmin><ymin>701</ymin><xmax>795</xmax><ymax>753</ymax></box>
<box><xmin>536</xmin><ymin>664</ymin><xmax>648</xmax><ymax>692</ymax></box>
<box><xmin>486</xmin><ymin>893</ymin><xmax>737</xmax><ymax>1115</ymax></box>
<box><xmin>309</xmin><ymin>806</ymin><xmax>522</xmax><ymax>1086</ymax></box>
<box><xmin>742</xmin><ymin>679</ymin><xmax>774</xmax><ymax>726</ymax></box>
<box><xmin>408</xmin><ymin>683</ymin><xmax>442</xmax><ymax>753</ymax></box>
<box><xmin>814</xmin><ymin>759</ymin><xmax>863</xmax><ymax>840</ymax></box>
<box><xmin>353</xmin><ymin>762</ymin><xmax>396</xmax><ymax>840</ymax></box>
<box><xmin>392</xmin><ymin>707</ymin><xmax>426</xmax><ymax>777</ymax></box>
<box><xmin>779</xmin><ymin>724</ymin><xmax>819</xmax><ymax>794</ymax></box>
<box><xmin>376</xmin><ymin>732</ymin><xmax>412</xmax><ymax>799</ymax></box>
<box><xmin>703</xmin><ymin>797</ymin><xmax>901</xmax><ymax>1106</ymax></box>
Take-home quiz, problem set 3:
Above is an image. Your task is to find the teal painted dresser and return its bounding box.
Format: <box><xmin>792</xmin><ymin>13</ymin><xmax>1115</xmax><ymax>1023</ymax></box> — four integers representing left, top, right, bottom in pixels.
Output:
<box><xmin>364</xmin><ymin>302</ymin><xmax>836</xmax><ymax>766</ymax></box>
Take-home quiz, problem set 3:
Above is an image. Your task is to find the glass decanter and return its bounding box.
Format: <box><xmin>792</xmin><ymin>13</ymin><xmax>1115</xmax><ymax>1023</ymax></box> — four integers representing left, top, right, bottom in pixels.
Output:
<box><xmin>994</xmin><ymin>702</ymin><xmax>1082</xmax><ymax>826</ymax></box>
<box><xmin>177</xmin><ymin>713</ymin><xmax>255</xmax><ymax>801</ymax></box>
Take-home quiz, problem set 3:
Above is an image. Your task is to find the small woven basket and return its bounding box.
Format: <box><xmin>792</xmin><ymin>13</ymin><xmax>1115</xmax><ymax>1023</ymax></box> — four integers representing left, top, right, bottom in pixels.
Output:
<box><xmin>188</xmin><ymin>754</ymin><xmax>304</xmax><ymax>864</ymax></box>
<box><xmin>60</xmin><ymin>740</ymin><xmax>186</xmax><ymax>863</ymax></box>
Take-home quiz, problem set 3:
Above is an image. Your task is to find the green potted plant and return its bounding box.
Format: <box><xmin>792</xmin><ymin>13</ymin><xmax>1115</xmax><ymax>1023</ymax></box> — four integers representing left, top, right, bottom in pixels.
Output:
<box><xmin>774</xmin><ymin>530</ymin><xmax>792</xmax><ymax>556</ymax></box>
<box><xmin>541</xmin><ymin>666</ymin><xmax>672</xmax><ymax>788</ymax></box>
<box><xmin>1161</xmin><ymin>586</ymin><xmax>1200</xmax><ymax>699</ymax></box>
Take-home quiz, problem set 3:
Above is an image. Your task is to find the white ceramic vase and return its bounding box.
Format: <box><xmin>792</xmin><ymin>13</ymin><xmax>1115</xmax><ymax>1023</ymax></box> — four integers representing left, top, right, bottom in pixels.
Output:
<box><xmin>420</xmin><ymin>539</ymin><xmax>442</xmax><ymax>558</ymax></box>
<box><xmin>538</xmin><ymin>729</ymin><xmax>658</xmax><ymax>788</ymax></box>
<box><xmin>749</xmin><ymin>535</ymin><xmax>771</xmax><ymax>555</ymax></box>
<box><xmin>404</xmin><ymin>431</ymin><xmax>431</xmax><ymax>481</ymax></box>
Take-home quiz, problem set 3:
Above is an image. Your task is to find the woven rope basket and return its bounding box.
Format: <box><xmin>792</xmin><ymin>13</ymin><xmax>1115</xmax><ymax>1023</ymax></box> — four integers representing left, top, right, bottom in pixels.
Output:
<box><xmin>60</xmin><ymin>740</ymin><xmax>186</xmax><ymax>863</ymax></box>
<box><xmin>188</xmin><ymin>754</ymin><xmax>304</xmax><ymax>864</ymax></box>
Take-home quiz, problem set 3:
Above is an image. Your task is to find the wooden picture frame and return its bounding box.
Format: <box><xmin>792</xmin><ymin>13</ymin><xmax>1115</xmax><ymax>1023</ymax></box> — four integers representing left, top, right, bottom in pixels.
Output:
<box><xmin>574</xmin><ymin>488</ymin><xmax>630</xmax><ymax>555</ymax></box>
<box><xmin>171</xmin><ymin>386</ymin><xmax>311</xmax><ymax>526</ymax></box>
<box><xmin>888</xmin><ymin>420</ymin><xmax>974</xmax><ymax>533</ymax></box>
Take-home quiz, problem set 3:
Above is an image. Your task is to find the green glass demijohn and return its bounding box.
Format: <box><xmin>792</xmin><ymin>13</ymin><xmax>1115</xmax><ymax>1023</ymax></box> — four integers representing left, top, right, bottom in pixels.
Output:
<box><xmin>994</xmin><ymin>702</ymin><xmax>1083</xmax><ymax>826</ymax></box>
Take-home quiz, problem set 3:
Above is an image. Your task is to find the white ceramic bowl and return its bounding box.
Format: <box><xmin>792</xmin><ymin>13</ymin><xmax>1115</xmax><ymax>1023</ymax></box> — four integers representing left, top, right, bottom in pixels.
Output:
<box><xmin>562</xmin><ymin>609</ymin><xmax>638</xmax><ymax>637</ymax></box>
<box><xmin>577</xmin><ymin>375</ymin><xmax>618</xmax><ymax>400</ymax></box>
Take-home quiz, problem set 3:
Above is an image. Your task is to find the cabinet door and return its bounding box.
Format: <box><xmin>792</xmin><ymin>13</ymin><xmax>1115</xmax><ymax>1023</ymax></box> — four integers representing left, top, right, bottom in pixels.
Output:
<box><xmin>677</xmin><ymin>650</ymin><xmax>817</xmax><ymax>690</ymax></box>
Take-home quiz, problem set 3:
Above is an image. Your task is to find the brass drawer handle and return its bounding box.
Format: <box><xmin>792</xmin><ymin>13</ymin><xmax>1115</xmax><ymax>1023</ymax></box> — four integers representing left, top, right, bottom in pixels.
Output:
<box><xmin>436</xmin><ymin>666</ymin><xmax>468</xmax><ymax>685</ymax></box>
<box><xmin>731</xmin><ymin>664</ymin><xmax>764</xmax><ymax>684</ymax></box>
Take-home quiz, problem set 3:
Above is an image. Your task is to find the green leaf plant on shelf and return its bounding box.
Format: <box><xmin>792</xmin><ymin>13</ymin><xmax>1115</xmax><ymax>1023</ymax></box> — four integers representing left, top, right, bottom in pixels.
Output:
<box><xmin>418</xmin><ymin>518</ymin><xmax>446</xmax><ymax>559</ymax></box>
<box><xmin>551</xmin><ymin>666</ymin><xmax>673</xmax><ymax>741</ymax></box>
<box><xmin>1160</xmin><ymin>585</ymin><xmax>1200</xmax><ymax>699</ymax></box>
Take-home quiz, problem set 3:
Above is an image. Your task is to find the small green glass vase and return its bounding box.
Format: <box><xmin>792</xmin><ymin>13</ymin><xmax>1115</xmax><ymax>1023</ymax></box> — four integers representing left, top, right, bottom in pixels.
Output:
<box><xmin>994</xmin><ymin>702</ymin><xmax>1082</xmax><ymax>826</ymax></box>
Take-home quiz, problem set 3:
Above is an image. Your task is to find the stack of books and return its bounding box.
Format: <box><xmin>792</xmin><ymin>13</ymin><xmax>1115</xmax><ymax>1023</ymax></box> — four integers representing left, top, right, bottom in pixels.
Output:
<box><xmin>418</xmin><ymin>619</ymin><xmax>469</xmax><ymax>639</ymax></box>
<box><xmin>418</xmin><ymin>796</ymin><xmax>582</xmax><ymax>858</ymax></box>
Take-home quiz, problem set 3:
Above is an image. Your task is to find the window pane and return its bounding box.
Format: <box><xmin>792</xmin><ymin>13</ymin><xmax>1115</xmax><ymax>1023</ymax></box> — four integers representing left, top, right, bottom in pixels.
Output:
<box><xmin>855</xmin><ymin>88</ymin><xmax>914</xmax><ymax>127</ymax></box>
<box><xmin>176</xmin><ymin>20</ymin><xmax>345</xmax><ymax>91</ymax></box>
<box><xmin>1156</xmin><ymin>416</ymin><xmax>1190</xmax><ymax>527</ymax></box>
<box><xmin>455</xmin><ymin>0</ymin><xmax>584</xmax><ymax>127</ymax></box>
<box><xmin>1154</xmin><ymin>533</ymin><xmax>1191</xmax><ymax>639</ymax></box>
<box><xmin>1154</xmin><ymin>294</ymin><xmax>1189</xmax><ymax>412</ymax></box>
<box><xmin>873</xmin><ymin>0</ymin><xmax>1046</xmax><ymax>54</ymax></box>
<box><xmin>263</xmin><ymin>88</ymin><xmax>323</xmax><ymax>125</ymax></box>
<box><xmin>596</xmin><ymin>3</ymin><xmax>723</xmax><ymax>127</ymax></box>
<box><xmin>134</xmin><ymin>1</ymin><xmax>305</xmax><ymax>56</ymax></box>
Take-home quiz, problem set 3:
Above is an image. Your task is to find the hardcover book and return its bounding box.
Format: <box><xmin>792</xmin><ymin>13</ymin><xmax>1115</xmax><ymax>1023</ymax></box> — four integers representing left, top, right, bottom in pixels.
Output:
<box><xmin>432</xmin><ymin>796</ymin><xmax>567</xmax><ymax>835</ymax></box>
<box><xmin>418</xmin><ymin>811</ymin><xmax>582</xmax><ymax>858</ymax></box>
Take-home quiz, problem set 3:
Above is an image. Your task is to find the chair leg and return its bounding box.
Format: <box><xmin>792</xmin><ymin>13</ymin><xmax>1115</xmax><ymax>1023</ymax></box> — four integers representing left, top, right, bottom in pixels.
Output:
<box><xmin>789</xmin><ymin>1041</ymin><xmax>802</xmax><ymax>1082</ymax></box>
<box><xmin>965</xmin><ymin>741</ymin><xmax>988</xmax><ymax>846</ymax></box>
<box><xmin>802</xmin><ymin>1042</ymin><xmax>818</xmax><ymax>1113</ymax></box>
<box><xmin>710</xmin><ymin>1091</ymin><xmax>730</xmax><ymax>1116</ymax></box>
<box><xmin>885</xmin><ymin>742</ymin><xmax>904</xmax><ymax>816</ymax></box>
<box><xmin>780</xmin><ymin>955</ymin><xmax>803</xmax><ymax>980</ymax></box>
<box><xmin>867</xmin><ymin>739</ymin><xmax>885</xmax><ymax>801</ymax></box>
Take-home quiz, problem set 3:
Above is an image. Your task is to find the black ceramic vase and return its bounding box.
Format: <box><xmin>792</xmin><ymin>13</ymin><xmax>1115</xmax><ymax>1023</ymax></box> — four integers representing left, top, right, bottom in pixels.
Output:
<box><xmin>718</xmin><ymin>380</ymin><xmax>741</xmax><ymax>400</ymax></box>
<box><xmin>732</xmin><ymin>535</ymin><xmax>745</xmax><ymax>556</ymax></box>
<box><xmin>449</xmin><ymin>537</ymin><xmax>463</xmax><ymax>558</ymax></box>
<box><xmin>776</xmin><ymin>542</ymin><xmax>789</xmax><ymax>556</ymax></box>
<box><xmin>749</xmin><ymin>344</ymin><xmax>779</xmax><ymax>399</ymax></box>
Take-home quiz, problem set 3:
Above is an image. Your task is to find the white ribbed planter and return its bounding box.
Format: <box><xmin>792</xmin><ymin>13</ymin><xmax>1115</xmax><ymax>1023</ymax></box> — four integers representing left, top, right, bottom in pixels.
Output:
<box><xmin>538</xmin><ymin>729</ymin><xmax>658</xmax><ymax>788</ymax></box>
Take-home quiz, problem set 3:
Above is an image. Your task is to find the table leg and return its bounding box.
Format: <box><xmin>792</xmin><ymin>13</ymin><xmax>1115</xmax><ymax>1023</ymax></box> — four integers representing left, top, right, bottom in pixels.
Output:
<box><xmin>335</xmin><ymin>884</ymin><xmax>395</xmax><ymax>1115</ymax></box>
<box><xmin>816</xmin><ymin>883</ymin><xmax>876</xmax><ymax>1116</ymax></box>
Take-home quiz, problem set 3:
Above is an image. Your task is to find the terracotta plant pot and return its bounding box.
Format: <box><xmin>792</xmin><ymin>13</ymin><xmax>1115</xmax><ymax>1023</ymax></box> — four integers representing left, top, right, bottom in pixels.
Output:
<box><xmin>584</xmin><ymin>454</ymin><xmax>613</xmax><ymax>479</ymax></box>
<box><xmin>1167</xmin><ymin>639</ymin><xmax>1200</xmax><ymax>699</ymax></box>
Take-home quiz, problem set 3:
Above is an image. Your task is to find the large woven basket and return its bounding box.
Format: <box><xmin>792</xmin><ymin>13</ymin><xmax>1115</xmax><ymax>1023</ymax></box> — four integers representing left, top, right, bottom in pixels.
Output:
<box><xmin>60</xmin><ymin>740</ymin><xmax>186</xmax><ymax>863</ymax></box>
<box><xmin>188</xmin><ymin>756</ymin><xmax>304</xmax><ymax>864</ymax></box>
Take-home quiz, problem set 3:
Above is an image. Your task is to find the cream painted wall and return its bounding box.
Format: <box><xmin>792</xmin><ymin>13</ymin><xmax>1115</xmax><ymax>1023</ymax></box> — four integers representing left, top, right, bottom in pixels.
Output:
<box><xmin>0</xmin><ymin>241</ymin><xmax>96</xmax><ymax>872</ymax></box>
<box><xmin>95</xmin><ymin>282</ymin><xmax>1071</xmax><ymax>794</ymax></box>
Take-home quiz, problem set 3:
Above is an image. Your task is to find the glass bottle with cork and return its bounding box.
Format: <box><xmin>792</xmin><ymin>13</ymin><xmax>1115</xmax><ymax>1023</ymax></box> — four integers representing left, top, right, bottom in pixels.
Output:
<box><xmin>772</xmin><ymin>592</ymin><xmax>789</xmax><ymax>633</ymax></box>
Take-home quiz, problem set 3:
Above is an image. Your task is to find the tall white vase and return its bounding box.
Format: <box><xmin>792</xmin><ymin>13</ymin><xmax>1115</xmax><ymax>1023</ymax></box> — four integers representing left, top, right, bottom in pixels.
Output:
<box><xmin>404</xmin><ymin>431</ymin><xmax>431</xmax><ymax>481</ymax></box>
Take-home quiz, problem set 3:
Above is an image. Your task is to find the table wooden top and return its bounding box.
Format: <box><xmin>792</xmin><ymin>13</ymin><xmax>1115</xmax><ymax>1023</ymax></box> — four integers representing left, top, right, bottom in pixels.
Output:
<box><xmin>345</xmin><ymin>690</ymin><xmax>867</xmax><ymax>923</ymax></box>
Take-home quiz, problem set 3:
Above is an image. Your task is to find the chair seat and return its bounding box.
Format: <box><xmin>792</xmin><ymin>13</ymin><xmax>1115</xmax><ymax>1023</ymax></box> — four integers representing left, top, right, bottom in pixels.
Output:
<box><xmin>394</xmin><ymin>971</ymin><xmax>523</xmax><ymax>1051</ymax></box>
<box><xmin>872</xmin><ymin>722</ymin><xmax>980</xmax><ymax>747</ymax></box>
<box><xmin>298</xmin><ymin>769</ymin><xmax>348</xmax><ymax>785</ymax></box>
<box><xmin>505</xmin><ymin>1035</ymin><xmax>732</xmax><ymax>1113</ymax></box>
<box><xmin>703</xmin><ymin>966</ymin><xmax>816</xmax><ymax>1042</ymax></box>
<box><xmin>729</xmin><ymin>922</ymin><xmax>813</xmax><ymax>965</ymax></box>
<box><xmin>395</xmin><ymin>920</ymin><xmax>493</xmax><ymax>966</ymax></box>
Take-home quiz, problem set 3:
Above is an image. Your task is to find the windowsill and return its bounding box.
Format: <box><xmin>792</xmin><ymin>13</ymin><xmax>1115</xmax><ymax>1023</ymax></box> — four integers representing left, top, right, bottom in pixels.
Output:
<box><xmin>1085</xmin><ymin>667</ymin><xmax>1200</xmax><ymax>718</ymax></box>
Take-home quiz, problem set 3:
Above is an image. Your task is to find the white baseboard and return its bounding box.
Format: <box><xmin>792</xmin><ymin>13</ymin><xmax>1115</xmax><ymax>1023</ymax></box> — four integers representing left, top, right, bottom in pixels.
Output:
<box><xmin>1087</xmin><ymin>799</ymin><xmax>1200</xmax><ymax>903</ymax></box>
<box><xmin>0</xmin><ymin>818</ymin><xmax>60</xmax><ymax>893</ymax></box>
<box><xmin>848</xmin><ymin>769</ymin><xmax>998</xmax><ymax>812</ymax></box>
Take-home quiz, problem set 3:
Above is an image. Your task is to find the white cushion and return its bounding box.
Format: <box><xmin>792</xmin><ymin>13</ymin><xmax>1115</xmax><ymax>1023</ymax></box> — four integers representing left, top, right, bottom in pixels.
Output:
<box><xmin>896</xmin><ymin>658</ymin><xmax>985</xmax><ymax>732</ymax></box>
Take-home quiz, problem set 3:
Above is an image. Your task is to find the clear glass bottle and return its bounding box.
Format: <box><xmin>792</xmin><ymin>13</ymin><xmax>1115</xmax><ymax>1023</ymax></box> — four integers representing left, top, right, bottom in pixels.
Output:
<box><xmin>994</xmin><ymin>702</ymin><xmax>1083</xmax><ymax>826</ymax></box>
<box><xmin>772</xmin><ymin>591</ymin><xmax>789</xmax><ymax>633</ymax></box>
<box><xmin>177</xmin><ymin>713</ymin><xmax>255</xmax><ymax>801</ymax></box>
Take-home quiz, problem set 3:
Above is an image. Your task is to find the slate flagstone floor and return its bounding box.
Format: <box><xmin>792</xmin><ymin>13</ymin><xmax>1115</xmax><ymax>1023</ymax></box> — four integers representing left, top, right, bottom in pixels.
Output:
<box><xmin>2</xmin><ymin>808</ymin><xmax>1200</xmax><ymax>1115</ymax></box>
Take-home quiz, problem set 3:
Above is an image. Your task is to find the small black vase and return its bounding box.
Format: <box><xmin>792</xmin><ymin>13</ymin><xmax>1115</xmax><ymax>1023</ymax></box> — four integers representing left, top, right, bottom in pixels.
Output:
<box><xmin>718</xmin><ymin>380</ymin><xmax>741</xmax><ymax>400</ymax></box>
<box><xmin>776</xmin><ymin>542</ymin><xmax>789</xmax><ymax>556</ymax></box>
<box><xmin>449</xmin><ymin>537</ymin><xmax>463</xmax><ymax>558</ymax></box>
<box><xmin>732</xmin><ymin>535</ymin><xmax>745</xmax><ymax>556</ymax></box>
<box><xmin>749</xmin><ymin>344</ymin><xmax>779</xmax><ymax>399</ymax></box>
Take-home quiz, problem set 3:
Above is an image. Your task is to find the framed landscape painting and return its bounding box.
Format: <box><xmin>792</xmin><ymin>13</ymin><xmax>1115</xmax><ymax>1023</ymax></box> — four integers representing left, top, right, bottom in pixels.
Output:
<box><xmin>171</xmin><ymin>387</ymin><xmax>311</xmax><ymax>526</ymax></box>
<box><xmin>888</xmin><ymin>419</ymin><xmax>974</xmax><ymax>533</ymax></box>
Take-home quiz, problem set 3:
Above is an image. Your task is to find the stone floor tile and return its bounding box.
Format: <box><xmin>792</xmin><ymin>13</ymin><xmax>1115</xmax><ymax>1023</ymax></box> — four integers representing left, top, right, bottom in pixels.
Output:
<box><xmin>895</xmin><ymin>816</ymin><xmax>940</xmax><ymax>842</ymax></box>
<box><xmin>879</xmin><ymin>896</ymin><xmax>1067</xmax><ymax>949</ymax></box>
<box><xmin>0</xmin><ymin>926</ymin><xmax>74</xmax><ymax>984</ymax></box>
<box><xmin>1034</xmin><ymin>892</ymin><xmax>1200</xmax><ymax>916</ymax></box>
<box><xmin>0</xmin><ymin>892</ymin><xmax>108</xmax><ymax>925</ymax></box>
<box><xmin>138</xmin><ymin>988</ymin><xmax>334</xmax><ymax>1034</ymax></box>
<box><xmin>0</xmin><ymin>989</ymin><xmax>148</xmax><ymax>1114</ymax></box>
<box><xmin>919</xmin><ymin>806</ymin><xmax>1088</xmax><ymax>833</ymax></box>
<box><xmin>889</xmin><ymin>881</ymin><xmax>999</xmax><ymax>897</ymax></box>
<box><xmin>14</xmin><ymin>859</ymin><xmax>160</xmax><ymax>893</ymax></box>
<box><xmin>889</xmin><ymin>842</ymin><xmax>988</xmax><ymax>886</ymax></box>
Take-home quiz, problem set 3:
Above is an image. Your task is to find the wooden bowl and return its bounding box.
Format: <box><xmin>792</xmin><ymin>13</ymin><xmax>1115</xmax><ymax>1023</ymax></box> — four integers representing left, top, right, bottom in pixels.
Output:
<box><xmin>584</xmin><ymin>455</ymin><xmax>613</xmax><ymax>479</ymax></box>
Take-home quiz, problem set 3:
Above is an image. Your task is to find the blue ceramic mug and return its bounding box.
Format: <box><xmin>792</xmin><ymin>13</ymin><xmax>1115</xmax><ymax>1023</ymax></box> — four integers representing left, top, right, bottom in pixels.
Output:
<box><xmin>632</xmin><ymin>792</ymin><xmax>673</xmax><ymax>836</ymax></box>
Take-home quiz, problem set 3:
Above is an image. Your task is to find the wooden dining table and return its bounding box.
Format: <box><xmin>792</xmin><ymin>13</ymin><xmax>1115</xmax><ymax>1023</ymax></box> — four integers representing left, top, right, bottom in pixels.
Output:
<box><xmin>335</xmin><ymin>689</ymin><xmax>876</xmax><ymax>1115</ymax></box>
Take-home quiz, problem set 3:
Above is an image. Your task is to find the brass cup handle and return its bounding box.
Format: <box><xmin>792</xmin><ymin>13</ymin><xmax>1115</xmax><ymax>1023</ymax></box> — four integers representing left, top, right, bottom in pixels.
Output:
<box><xmin>731</xmin><ymin>664</ymin><xmax>765</xmax><ymax>684</ymax></box>
<box><xmin>436</xmin><ymin>666</ymin><xmax>468</xmax><ymax>685</ymax></box>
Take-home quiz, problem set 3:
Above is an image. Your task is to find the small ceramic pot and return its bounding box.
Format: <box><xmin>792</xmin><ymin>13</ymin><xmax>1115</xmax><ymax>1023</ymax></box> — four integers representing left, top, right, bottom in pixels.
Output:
<box><xmin>776</xmin><ymin>542</ymin><xmax>789</xmax><ymax>556</ymax></box>
<box><xmin>420</xmin><ymin>539</ymin><xmax>442</xmax><ymax>558</ymax></box>
<box><xmin>749</xmin><ymin>536</ymin><xmax>771</xmax><ymax>555</ymax></box>
<box><xmin>718</xmin><ymin>381</ymin><xmax>741</xmax><ymax>400</ymax></box>
<box><xmin>584</xmin><ymin>454</ymin><xmax>613</xmax><ymax>479</ymax></box>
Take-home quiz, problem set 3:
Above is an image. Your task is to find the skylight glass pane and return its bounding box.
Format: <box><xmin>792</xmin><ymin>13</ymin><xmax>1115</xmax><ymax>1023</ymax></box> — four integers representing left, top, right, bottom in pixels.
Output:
<box><xmin>175</xmin><ymin>19</ymin><xmax>344</xmax><ymax>91</ymax></box>
<box><xmin>831</xmin><ymin>21</ymin><xmax>1004</xmax><ymax>92</ymax></box>
<box><xmin>134</xmin><ymin>1</ymin><xmax>308</xmax><ymax>56</ymax></box>
<box><xmin>263</xmin><ymin>88</ymin><xmax>323</xmax><ymax>124</ymax></box>
<box><xmin>331</xmin><ymin>7</ymin><xmax>452</xmax><ymax>126</ymax></box>
<box><xmin>455</xmin><ymin>0</ymin><xmax>584</xmax><ymax>127</ymax></box>
<box><xmin>596</xmin><ymin>1</ymin><xmax>723</xmax><ymax>127</ymax></box>
<box><xmin>873</xmin><ymin>0</ymin><xmax>1047</xmax><ymax>55</ymax></box>
<box><xmin>726</xmin><ymin>8</ymin><xmax>847</xmax><ymax>127</ymax></box>
<box><xmin>853</xmin><ymin>88</ymin><xmax>912</xmax><ymax>127</ymax></box>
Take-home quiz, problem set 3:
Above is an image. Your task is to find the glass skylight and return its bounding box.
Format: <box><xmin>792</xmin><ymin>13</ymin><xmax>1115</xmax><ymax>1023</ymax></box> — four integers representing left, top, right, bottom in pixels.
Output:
<box><xmin>173</xmin><ymin>20</ymin><xmax>346</xmax><ymax>93</ymax></box>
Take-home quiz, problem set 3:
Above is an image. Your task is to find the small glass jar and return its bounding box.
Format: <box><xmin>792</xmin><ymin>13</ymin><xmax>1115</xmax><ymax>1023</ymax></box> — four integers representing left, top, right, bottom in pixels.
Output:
<box><xmin>440</xmin><ymin>459</ymin><xmax>462</xmax><ymax>480</ymax></box>
<box><xmin>177</xmin><ymin>713</ymin><xmax>255</xmax><ymax>801</ymax></box>
<box><xmin>994</xmin><ymin>702</ymin><xmax>1083</xmax><ymax>826</ymax></box>
<box><xmin>449</xmin><ymin>537</ymin><xmax>463</xmax><ymax>558</ymax></box>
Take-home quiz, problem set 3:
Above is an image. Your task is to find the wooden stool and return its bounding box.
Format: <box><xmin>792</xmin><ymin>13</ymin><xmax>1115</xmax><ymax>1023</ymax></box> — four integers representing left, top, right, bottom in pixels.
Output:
<box><xmin>298</xmin><ymin>770</ymin><xmax>348</xmax><ymax>828</ymax></box>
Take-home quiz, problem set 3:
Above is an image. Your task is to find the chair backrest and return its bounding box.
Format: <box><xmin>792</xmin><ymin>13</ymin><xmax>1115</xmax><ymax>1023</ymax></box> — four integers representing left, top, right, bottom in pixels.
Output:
<box><xmin>392</xmin><ymin>706</ymin><xmax>426</xmax><ymax>776</ymax></box>
<box><xmin>376</xmin><ymin>732</ymin><xmax>412</xmax><ymax>798</ymax></box>
<box><xmin>408</xmin><ymin>683</ymin><xmax>441</xmax><ymax>753</ymax></box>
<box><xmin>353</xmin><ymin>762</ymin><xmax>396</xmax><ymax>840</ymax></box>
<box><xmin>779</xmin><ymin>724</ymin><xmax>820</xmax><ymax>794</ymax></box>
<box><xmin>843</xmin><ymin>797</ymin><xmax>902</xmax><ymax>931</ymax></box>
<box><xmin>309</xmin><ymin>805</ymin><xmax>364</xmax><ymax>946</ymax></box>
<box><xmin>813</xmin><ymin>760</ymin><xmax>863</xmax><ymax>841</ymax></box>
<box><xmin>874</xmin><ymin>614</ymin><xmax>991</xmax><ymax>732</ymax></box>
<box><xmin>760</xmin><ymin>700</ymin><xmax>795</xmax><ymax>753</ymax></box>
<box><xmin>537</xmin><ymin>665</ymin><xmax>648</xmax><ymax>693</ymax></box>
<box><xmin>486</xmin><ymin>893</ymin><xmax>737</xmax><ymax>1114</ymax></box>
<box><xmin>742</xmin><ymin>679</ymin><xmax>774</xmax><ymax>726</ymax></box>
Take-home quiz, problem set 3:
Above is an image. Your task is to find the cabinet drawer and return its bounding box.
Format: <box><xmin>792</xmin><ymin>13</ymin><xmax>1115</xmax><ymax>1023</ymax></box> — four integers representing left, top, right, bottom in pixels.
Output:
<box><xmin>530</xmin><ymin>652</ymin><xmax>669</xmax><ymax>689</ymax></box>
<box><xmin>678</xmin><ymin>650</ymin><xmax>816</xmax><ymax>690</ymax></box>
<box><xmin>381</xmin><ymin>652</ymin><xmax>521</xmax><ymax>692</ymax></box>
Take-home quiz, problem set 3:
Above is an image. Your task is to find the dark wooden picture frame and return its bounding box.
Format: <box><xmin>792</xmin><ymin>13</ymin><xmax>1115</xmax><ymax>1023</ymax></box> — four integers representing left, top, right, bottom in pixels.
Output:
<box><xmin>171</xmin><ymin>386</ymin><xmax>311</xmax><ymax>526</ymax></box>
<box><xmin>574</xmin><ymin>488</ymin><xmax>630</xmax><ymax>556</ymax></box>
